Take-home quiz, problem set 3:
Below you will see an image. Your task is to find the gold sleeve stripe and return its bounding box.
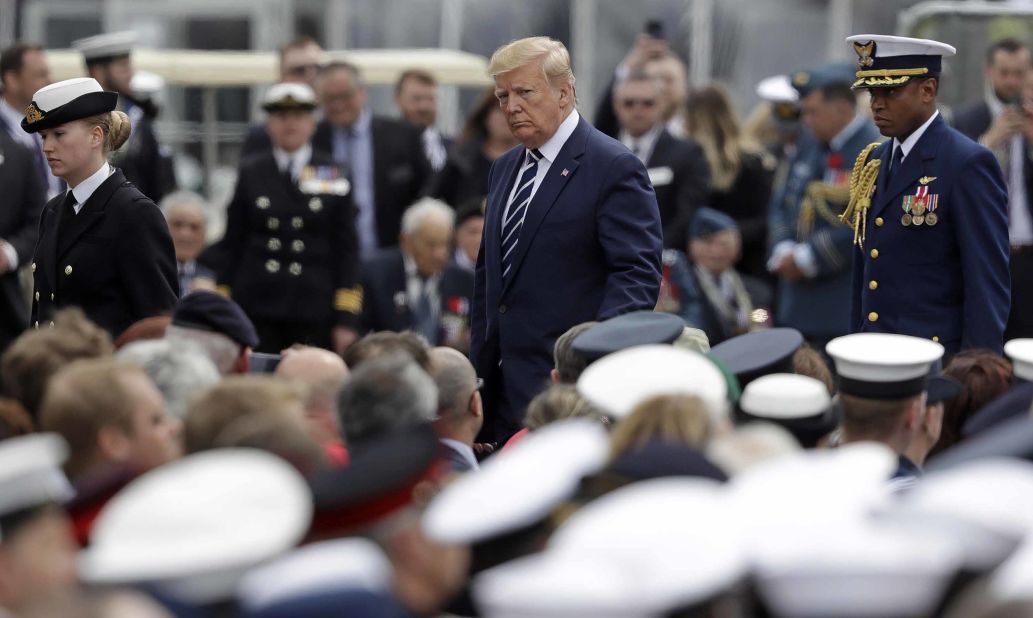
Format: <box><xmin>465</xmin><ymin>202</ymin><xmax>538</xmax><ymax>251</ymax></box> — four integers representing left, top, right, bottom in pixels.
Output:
<box><xmin>335</xmin><ymin>287</ymin><xmax>363</xmax><ymax>313</ymax></box>
<box><xmin>215</xmin><ymin>285</ymin><xmax>232</xmax><ymax>297</ymax></box>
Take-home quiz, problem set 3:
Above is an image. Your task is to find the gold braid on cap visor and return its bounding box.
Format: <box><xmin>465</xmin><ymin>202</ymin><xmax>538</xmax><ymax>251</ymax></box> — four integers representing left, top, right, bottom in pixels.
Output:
<box><xmin>852</xmin><ymin>67</ymin><xmax>929</xmax><ymax>88</ymax></box>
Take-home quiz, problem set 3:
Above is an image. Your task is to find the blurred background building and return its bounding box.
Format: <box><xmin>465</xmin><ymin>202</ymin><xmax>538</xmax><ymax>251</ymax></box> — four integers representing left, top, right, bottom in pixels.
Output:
<box><xmin>3</xmin><ymin>0</ymin><xmax>1033</xmax><ymax>203</ymax></box>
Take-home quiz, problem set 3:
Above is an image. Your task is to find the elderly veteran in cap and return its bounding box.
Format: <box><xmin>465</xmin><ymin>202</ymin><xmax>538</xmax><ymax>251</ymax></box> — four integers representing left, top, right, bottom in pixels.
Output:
<box><xmin>0</xmin><ymin>434</ymin><xmax>77</xmax><ymax>616</ymax></box>
<box><xmin>827</xmin><ymin>332</ymin><xmax>950</xmax><ymax>488</ymax></box>
<box><xmin>166</xmin><ymin>290</ymin><xmax>258</xmax><ymax>375</ymax></box>
<box><xmin>216</xmin><ymin>82</ymin><xmax>361</xmax><ymax>354</ymax></box>
<box><xmin>660</xmin><ymin>207</ymin><xmax>771</xmax><ymax>346</ymax></box>
<box><xmin>22</xmin><ymin>77</ymin><xmax>178</xmax><ymax>340</ymax></box>
<box><xmin>843</xmin><ymin>35</ymin><xmax>1010</xmax><ymax>354</ymax></box>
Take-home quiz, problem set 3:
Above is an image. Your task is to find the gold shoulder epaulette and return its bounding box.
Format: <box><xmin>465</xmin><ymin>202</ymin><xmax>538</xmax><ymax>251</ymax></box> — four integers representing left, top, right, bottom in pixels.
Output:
<box><xmin>840</xmin><ymin>142</ymin><xmax>882</xmax><ymax>249</ymax></box>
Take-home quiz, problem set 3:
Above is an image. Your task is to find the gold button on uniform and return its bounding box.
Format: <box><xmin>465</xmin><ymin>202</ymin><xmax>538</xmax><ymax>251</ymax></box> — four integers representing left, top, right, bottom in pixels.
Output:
<box><xmin>268</xmin><ymin>238</ymin><xmax>282</xmax><ymax>251</ymax></box>
<box><xmin>868</xmin><ymin>311</ymin><xmax>879</xmax><ymax>322</ymax></box>
<box><xmin>875</xmin><ymin>217</ymin><xmax>884</xmax><ymax>227</ymax></box>
<box><xmin>288</xmin><ymin>262</ymin><xmax>302</xmax><ymax>276</ymax></box>
<box><xmin>64</xmin><ymin>265</ymin><xmax>72</xmax><ymax>275</ymax></box>
<box><xmin>266</xmin><ymin>259</ymin><xmax>280</xmax><ymax>273</ymax></box>
<box><xmin>870</xmin><ymin>249</ymin><xmax>879</xmax><ymax>259</ymax></box>
<box><xmin>868</xmin><ymin>280</ymin><xmax>878</xmax><ymax>290</ymax></box>
<box><xmin>292</xmin><ymin>240</ymin><xmax>305</xmax><ymax>253</ymax></box>
<box><xmin>932</xmin><ymin>336</ymin><xmax>940</xmax><ymax>342</ymax></box>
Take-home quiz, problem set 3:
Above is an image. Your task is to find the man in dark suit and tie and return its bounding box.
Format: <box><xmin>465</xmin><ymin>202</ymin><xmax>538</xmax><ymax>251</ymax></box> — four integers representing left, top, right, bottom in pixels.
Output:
<box><xmin>472</xmin><ymin>36</ymin><xmax>663</xmax><ymax>441</ymax></box>
<box><xmin>0</xmin><ymin>130</ymin><xmax>45</xmax><ymax>353</ymax></box>
<box><xmin>613</xmin><ymin>70</ymin><xmax>709</xmax><ymax>248</ymax></box>
<box><xmin>395</xmin><ymin>69</ymin><xmax>453</xmax><ymax>173</ymax></box>
<box><xmin>360</xmin><ymin>198</ymin><xmax>475</xmax><ymax>352</ymax></box>
<box><xmin>313</xmin><ymin>62</ymin><xmax>432</xmax><ymax>257</ymax></box>
<box><xmin>952</xmin><ymin>39</ymin><xmax>1033</xmax><ymax>340</ymax></box>
<box><xmin>0</xmin><ymin>43</ymin><xmax>61</xmax><ymax>199</ymax></box>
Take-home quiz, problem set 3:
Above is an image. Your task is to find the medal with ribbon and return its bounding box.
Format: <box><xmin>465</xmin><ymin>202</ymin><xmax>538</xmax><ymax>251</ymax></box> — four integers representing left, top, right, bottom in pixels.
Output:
<box><xmin>901</xmin><ymin>185</ymin><xmax>939</xmax><ymax>227</ymax></box>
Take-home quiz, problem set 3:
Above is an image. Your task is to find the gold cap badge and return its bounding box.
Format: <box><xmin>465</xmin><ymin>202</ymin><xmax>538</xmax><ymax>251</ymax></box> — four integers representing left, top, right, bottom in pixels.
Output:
<box><xmin>853</xmin><ymin>40</ymin><xmax>876</xmax><ymax>68</ymax></box>
<box><xmin>24</xmin><ymin>102</ymin><xmax>44</xmax><ymax>124</ymax></box>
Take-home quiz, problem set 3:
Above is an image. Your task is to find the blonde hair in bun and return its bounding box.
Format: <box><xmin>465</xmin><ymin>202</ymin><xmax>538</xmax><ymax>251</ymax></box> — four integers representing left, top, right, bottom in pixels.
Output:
<box><xmin>82</xmin><ymin>110</ymin><xmax>132</xmax><ymax>154</ymax></box>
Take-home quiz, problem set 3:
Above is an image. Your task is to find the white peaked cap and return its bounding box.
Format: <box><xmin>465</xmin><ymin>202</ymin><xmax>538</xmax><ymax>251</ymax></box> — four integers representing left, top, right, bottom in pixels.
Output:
<box><xmin>79</xmin><ymin>448</ymin><xmax>313</xmax><ymax>604</ymax></box>
<box><xmin>422</xmin><ymin>418</ymin><xmax>609</xmax><ymax>544</ymax></box>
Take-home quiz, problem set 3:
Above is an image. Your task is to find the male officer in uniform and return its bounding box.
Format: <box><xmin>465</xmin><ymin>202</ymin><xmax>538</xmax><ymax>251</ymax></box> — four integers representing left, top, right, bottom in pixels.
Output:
<box><xmin>217</xmin><ymin>83</ymin><xmax>362</xmax><ymax>354</ymax></box>
<box><xmin>843</xmin><ymin>35</ymin><xmax>1010</xmax><ymax>354</ymax></box>
<box><xmin>768</xmin><ymin>64</ymin><xmax>880</xmax><ymax>350</ymax></box>
<box><xmin>74</xmin><ymin>32</ymin><xmax>175</xmax><ymax>202</ymax></box>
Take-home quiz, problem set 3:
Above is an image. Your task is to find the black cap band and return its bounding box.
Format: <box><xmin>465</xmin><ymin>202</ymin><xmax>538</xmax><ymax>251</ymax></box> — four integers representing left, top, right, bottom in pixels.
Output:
<box><xmin>837</xmin><ymin>375</ymin><xmax>928</xmax><ymax>400</ymax></box>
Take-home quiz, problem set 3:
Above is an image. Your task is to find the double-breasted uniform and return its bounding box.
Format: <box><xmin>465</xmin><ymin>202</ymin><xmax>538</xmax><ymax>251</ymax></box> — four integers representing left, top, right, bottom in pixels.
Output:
<box><xmin>217</xmin><ymin>150</ymin><xmax>362</xmax><ymax>352</ymax></box>
<box><xmin>31</xmin><ymin>168</ymin><xmax>179</xmax><ymax>337</ymax></box>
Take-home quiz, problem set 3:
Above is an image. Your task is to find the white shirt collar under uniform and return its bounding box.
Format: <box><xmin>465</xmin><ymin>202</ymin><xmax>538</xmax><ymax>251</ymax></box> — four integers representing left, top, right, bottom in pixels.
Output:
<box><xmin>893</xmin><ymin>109</ymin><xmax>940</xmax><ymax>160</ymax></box>
<box><xmin>273</xmin><ymin>143</ymin><xmax>312</xmax><ymax>181</ymax></box>
<box><xmin>69</xmin><ymin>161</ymin><xmax>112</xmax><ymax>214</ymax></box>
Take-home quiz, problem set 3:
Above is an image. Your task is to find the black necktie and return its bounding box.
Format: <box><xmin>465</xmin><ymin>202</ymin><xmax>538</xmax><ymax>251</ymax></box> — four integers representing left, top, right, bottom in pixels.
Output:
<box><xmin>886</xmin><ymin>145</ymin><xmax>904</xmax><ymax>185</ymax></box>
<box><xmin>63</xmin><ymin>191</ymin><xmax>78</xmax><ymax>216</ymax></box>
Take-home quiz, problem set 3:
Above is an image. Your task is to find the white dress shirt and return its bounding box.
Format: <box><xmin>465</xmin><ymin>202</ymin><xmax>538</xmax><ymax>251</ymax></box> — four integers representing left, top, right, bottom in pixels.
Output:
<box><xmin>272</xmin><ymin>143</ymin><xmax>312</xmax><ymax>181</ymax></box>
<box><xmin>987</xmin><ymin>95</ymin><xmax>1033</xmax><ymax>245</ymax></box>
<box><xmin>619</xmin><ymin>125</ymin><xmax>661</xmax><ymax>164</ymax></box>
<box><xmin>502</xmin><ymin>109</ymin><xmax>580</xmax><ymax>225</ymax></box>
<box><xmin>69</xmin><ymin>161</ymin><xmax>113</xmax><ymax>214</ymax></box>
<box><xmin>892</xmin><ymin>109</ymin><xmax>940</xmax><ymax>161</ymax></box>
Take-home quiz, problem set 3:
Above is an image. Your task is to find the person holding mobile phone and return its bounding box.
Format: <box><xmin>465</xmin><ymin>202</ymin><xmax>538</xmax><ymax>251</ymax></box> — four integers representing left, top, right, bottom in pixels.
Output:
<box><xmin>954</xmin><ymin>39</ymin><xmax>1033</xmax><ymax>340</ymax></box>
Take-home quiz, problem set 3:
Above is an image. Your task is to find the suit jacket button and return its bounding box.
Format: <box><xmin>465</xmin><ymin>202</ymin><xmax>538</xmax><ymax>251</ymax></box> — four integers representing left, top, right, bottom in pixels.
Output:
<box><xmin>34</xmin><ymin>291</ymin><xmax>39</xmax><ymax>301</ymax></box>
<box><xmin>499</xmin><ymin>304</ymin><xmax>507</xmax><ymax>314</ymax></box>
<box><xmin>875</xmin><ymin>217</ymin><xmax>884</xmax><ymax>227</ymax></box>
<box><xmin>868</xmin><ymin>280</ymin><xmax>878</xmax><ymax>290</ymax></box>
<box><xmin>868</xmin><ymin>311</ymin><xmax>879</xmax><ymax>322</ymax></box>
<box><xmin>64</xmin><ymin>265</ymin><xmax>72</xmax><ymax>275</ymax></box>
<box><xmin>31</xmin><ymin>262</ymin><xmax>36</xmax><ymax>273</ymax></box>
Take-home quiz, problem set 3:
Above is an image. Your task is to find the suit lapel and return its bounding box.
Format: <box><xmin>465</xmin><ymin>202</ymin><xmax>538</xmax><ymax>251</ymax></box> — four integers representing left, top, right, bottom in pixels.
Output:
<box><xmin>37</xmin><ymin>196</ymin><xmax>62</xmax><ymax>291</ymax></box>
<box><xmin>646</xmin><ymin>129</ymin><xmax>672</xmax><ymax>167</ymax></box>
<box><xmin>56</xmin><ymin>169</ymin><xmax>124</xmax><ymax>261</ymax></box>
<box><xmin>872</xmin><ymin>115</ymin><xmax>944</xmax><ymax>218</ymax></box>
<box><xmin>501</xmin><ymin>117</ymin><xmax>587</xmax><ymax>295</ymax></box>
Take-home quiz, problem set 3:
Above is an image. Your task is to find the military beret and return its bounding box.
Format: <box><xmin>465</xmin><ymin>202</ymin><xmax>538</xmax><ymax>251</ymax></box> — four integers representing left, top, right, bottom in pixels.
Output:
<box><xmin>689</xmin><ymin>207</ymin><xmax>738</xmax><ymax>240</ymax></box>
<box><xmin>709</xmin><ymin>328</ymin><xmax>803</xmax><ymax>389</ymax></box>
<box><xmin>172</xmin><ymin>290</ymin><xmax>259</xmax><ymax>349</ymax></box>
<box><xmin>570</xmin><ymin>311</ymin><xmax>685</xmax><ymax>362</ymax></box>
<box><xmin>308</xmin><ymin>423</ymin><xmax>446</xmax><ymax>538</ymax></box>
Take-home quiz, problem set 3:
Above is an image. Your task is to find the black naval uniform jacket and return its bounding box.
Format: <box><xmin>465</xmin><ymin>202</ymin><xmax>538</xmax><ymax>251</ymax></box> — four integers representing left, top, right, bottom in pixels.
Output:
<box><xmin>217</xmin><ymin>150</ymin><xmax>363</xmax><ymax>329</ymax></box>
<box><xmin>31</xmin><ymin>168</ymin><xmax>179</xmax><ymax>337</ymax></box>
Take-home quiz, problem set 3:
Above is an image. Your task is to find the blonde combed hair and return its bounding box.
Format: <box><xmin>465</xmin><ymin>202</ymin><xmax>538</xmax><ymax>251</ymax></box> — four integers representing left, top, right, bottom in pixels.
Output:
<box><xmin>81</xmin><ymin>110</ymin><xmax>132</xmax><ymax>154</ymax></box>
<box><xmin>685</xmin><ymin>84</ymin><xmax>760</xmax><ymax>192</ymax></box>
<box><xmin>488</xmin><ymin>36</ymin><xmax>576</xmax><ymax>92</ymax></box>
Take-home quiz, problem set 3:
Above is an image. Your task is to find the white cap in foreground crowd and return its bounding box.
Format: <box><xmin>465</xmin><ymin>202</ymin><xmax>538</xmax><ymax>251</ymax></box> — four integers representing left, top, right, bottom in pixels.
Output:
<box><xmin>79</xmin><ymin>449</ymin><xmax>312</xmax><ymax>604</ymax></box>
<box><xmin>826</xmin><ymin>332</ymin><xmax>944</xmax><ymax>400</ymax></box>
<box><xmin>0</xmin><ymin>433</ymin><xmax>72</xmax><ymax>538</ymax></box>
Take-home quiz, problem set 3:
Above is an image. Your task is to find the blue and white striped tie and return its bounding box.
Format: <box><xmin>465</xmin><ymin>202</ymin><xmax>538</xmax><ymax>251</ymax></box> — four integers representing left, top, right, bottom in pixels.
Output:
<box><xmin>501</xmin><ymin>148</ymin><xmax>542</xmax><ymax>280</ymax></box>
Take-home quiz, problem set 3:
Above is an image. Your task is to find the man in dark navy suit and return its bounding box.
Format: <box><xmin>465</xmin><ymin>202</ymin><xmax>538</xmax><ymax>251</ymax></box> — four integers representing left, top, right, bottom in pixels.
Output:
<box><xmin>0</xmin><ymin>131</ymin><xmax>44</xmax><ymax>353</ymax></box>
<box><xmin>472</xmin><ymin>37</ymin><xmax>663</xmax><ymax>441</ymax></box>
<box><xmin>844</xmin><ymin>34</ymin><xmax>1010</xmax><ymax>354</ymax></box>
<box><xmin>360</xmin><ymin>198</ymin><xmax>474</xmax><ymax>352</ymax></box>
<box><xmin>952</xmin><ymin>39</ymin><xmax>1033</xmax><ymax>341</ymax></box>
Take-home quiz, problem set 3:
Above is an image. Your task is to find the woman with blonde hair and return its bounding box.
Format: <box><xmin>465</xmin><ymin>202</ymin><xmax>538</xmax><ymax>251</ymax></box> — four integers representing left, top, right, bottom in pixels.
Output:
<box><xmin>684</xmin><ymin>84</ymin><xmax>773</xmax><ymax>280</ymax></box>
<box><xmin>21</xmin><ymin>77</ymin><xmax>177</xmax><ymax>338</ymax></box>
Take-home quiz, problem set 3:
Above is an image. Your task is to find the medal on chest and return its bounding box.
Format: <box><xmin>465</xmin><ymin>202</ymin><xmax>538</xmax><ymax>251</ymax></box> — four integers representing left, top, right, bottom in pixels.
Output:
<box><xmin>901</xmin><ymin>185</ymin><xmax>939</xmax><ymax>227</ymax></box>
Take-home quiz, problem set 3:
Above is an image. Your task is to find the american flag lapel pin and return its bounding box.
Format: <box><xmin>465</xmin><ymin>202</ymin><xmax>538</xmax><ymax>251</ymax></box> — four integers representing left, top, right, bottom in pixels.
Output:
<box><xmin>561</xmin><ymin>168</ymin><xmax>569</xmax><ymax>176</ymax></box>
